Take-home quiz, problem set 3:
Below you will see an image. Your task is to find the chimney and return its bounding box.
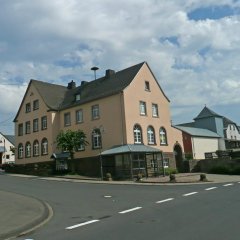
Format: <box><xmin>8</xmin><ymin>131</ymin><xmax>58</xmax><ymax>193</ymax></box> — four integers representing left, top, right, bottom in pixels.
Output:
<box><xmin>105</xmin><ymin>69</ymin><xmax>115</xmax><ymax>78</ymax></box>
<box><xmin>67</xmin><ymin>80</ymin><xmax>76</xmax><ymax>89</ymax></box>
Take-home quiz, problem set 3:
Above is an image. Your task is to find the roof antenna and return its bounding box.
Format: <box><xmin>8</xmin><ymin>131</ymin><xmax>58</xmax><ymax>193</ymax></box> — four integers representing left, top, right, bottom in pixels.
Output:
<box><xmin>91</xmin><ymin>66</ymin><xmax>99</xmax><ymax>80</ymax></box>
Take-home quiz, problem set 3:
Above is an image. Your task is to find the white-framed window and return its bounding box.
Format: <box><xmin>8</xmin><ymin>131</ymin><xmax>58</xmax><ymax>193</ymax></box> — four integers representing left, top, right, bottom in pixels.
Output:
<box><xmin>92</xmin><ymin>129</ymin><xmax>102</xmax><ymax>149</ymax></box>
<box><xmin>152</xmin><ymin>103</ymin><xmax>158</xmax><ymax>117</ymax></box>
<box><xmin>25</xmin><ymin>121</ymin><xmax>31</xmax><ymax>134</ymax></box>
<box><xmin>145</xmin><ymin>81</ymin><xmax>150</xmax><ymax>91</ymax></box>
<box><xmin>160</xmin><ymin>127</ymin><xmax>168</xmax><ymax>145</ymax></box>
<box><xmin>25</xmin><ymin>142</ymin><xmax>31</xmax><ymax>158</ymax></box>
<box><xmin>18</xmin><ymin>143</ymin><xmax>23</xmax><ymax>159</ymax></box>
<box><xmin>26</xmin><ymin>103</ymin><xmax>31</xmax><ymax>113</ymax></box>
<box><xmin>33</xmin><ymin>99</ymin><xmax>39</xmax><ymax>110</ymax></box>
<box><xmin>42</xmin><ymin>138</ymin><xmax>48</xmax><ymax>155</ymax></box>
<box><xmin>76</xmin><ymin>109</ymin><xmax>83</xmax><ymax>124</ymax></box>
<box><xmin>133</xmin><ymin>124</ymin><xmax>142</xmax><ymax>144</ymax></box>
<box><xmin>33</xmin><ymin>140</ymin><xmax>39</xmax><ymax>156</ymax></box>
<box><xmin>77</xmin><ymin>144</ymin><xmax>85</xmax><ymax>151</ymax></box>
<box><xmin>64</xmin><ymin>112</ymin><xmax>71</xmax><ymax>126</ymax></box>
<box><xmin>163</xmin><ymin>158</ymin><xmax>169</xmax><ymax>168</ymax></box>
<box><xmin>139</xmin><ymin>101</ymin><xmax>147</xmax><ymax>115</ymax></box>
<box><xmin>41</xmin><ymin>116</ymin><xmax>47</xmax><ymax>130</ymax></box>
<box><xmin>147</xmin><ymin>126</ymin><xmax>155</xmax><ymax>145</ymax></box>
<box><xmin>92</xmin><ymin>105</ymin><xmax>100</xmax><ymax>120</ymax></box>
<box><xmin>33</xmin><ymin>118</ymin><xmax>39</xmax><ymax>132</ymax></box>
<box><xmin>18</xmin><ymin>124</ymin><xmax>23</xmax><ymax>136</ymax></box>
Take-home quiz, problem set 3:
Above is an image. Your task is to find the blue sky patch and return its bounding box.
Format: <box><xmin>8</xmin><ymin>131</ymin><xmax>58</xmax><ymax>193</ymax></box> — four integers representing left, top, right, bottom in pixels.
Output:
<box><xmin>198</xmin><ymin>46</ymin><xmax>211</xmax><ymax>57</ymax></box>
<box><xmin>188</xmin><ymin>5</ymin><xmax>239</xmax><ymax>20</ymax></box>
<box><xmin>159</xmin><ymin>36</ymin><xmax>179</xmax><ymax>46</ymax></box>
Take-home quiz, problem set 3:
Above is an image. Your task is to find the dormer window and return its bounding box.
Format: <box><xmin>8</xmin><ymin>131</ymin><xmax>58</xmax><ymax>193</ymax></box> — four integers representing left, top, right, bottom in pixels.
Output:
<box><xmin>75</xmin><ymin>94</ymin><xmax>81</xmax><ymax>101</ymax></box>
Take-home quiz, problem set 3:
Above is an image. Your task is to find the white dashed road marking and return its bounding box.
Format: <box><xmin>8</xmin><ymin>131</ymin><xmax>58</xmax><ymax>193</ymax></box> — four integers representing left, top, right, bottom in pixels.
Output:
<box><xmin>119</xmin><ymin>207</ymin><xmax>142</xmax><ymax>214</ymax></box>
<box><xmin>156</xmin><ymin>198</ymin><xmax>174</xmax><ymax>204</ymax></box>
<box><xmin>223</xmin><ymin>183</ymin><xmax>233</xmax><ymax>187</ymax></box>
<box><xmin>205</xmin><ymin>187</ymin><xmax>217</xmax><ymax>191</ymax></box>
<box><xmin>183</xmin><ymin>192</ymin><xmax>198</xmax><ymax>197</ymax></box>
<box><xmin>66</xmin><ymin>220</ymin><xmax>100</xmax><ymax>230</ymax></box>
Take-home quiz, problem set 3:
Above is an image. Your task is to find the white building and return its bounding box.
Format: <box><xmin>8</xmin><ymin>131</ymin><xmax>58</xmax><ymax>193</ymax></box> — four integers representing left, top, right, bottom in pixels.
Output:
<box><xmin>0</xmin><ymin>132</ymin><xmax>15</xmax><ymax>165</ymax></box>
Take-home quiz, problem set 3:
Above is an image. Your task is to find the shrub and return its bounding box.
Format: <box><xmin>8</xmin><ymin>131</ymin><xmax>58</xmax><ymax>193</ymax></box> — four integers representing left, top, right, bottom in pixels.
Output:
<box><xmin>164</xmin><ymin>168</ymin><xmax>178</xmax><ymax>176</ymax></box>
<box><xmin>105</xmin><ymin>172</ymin><xmax>112</xmax><ymax>181</ymax></box>
<box><xmin>136</xmin><ymin>173</ymin><xmax>143</xmax><ymax>181</ymax></box>
<box><xmin>199</xmin><ymin>173</ymin><xmax>208</xmax><ymax>182</ymax></box>
<box><xmin>209</xmin><ymin>166</ymin><xmax>230</xmax><ymax>174</ymax></box>
<box><xmin>169</xmin><ymin>174</ymin><xmax>176</xmax><ymax>183</ymax></box>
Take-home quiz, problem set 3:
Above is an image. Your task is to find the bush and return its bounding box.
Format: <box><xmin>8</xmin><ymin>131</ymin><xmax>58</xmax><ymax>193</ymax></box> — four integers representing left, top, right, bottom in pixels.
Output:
<box><xmin>209</xmin><ymin>166</ymin><xmax>230</xmax><ymax>174</ymax></box>
<box><xmin>169</xmin><ymin>174</ymin><xmax>176</xmax><ymax>183</ymax></box>
<box><xmin>199</xmin><ymin>173</ymin><xmax>208</xmax><ymax>182</ymax></box>
<box><xmin>136</xmin><ymin>173</ymin><xmax>143</xmax><ymax>181</ymax></box>
<box><xmin>105</xmin><ymin>172</ymin><xmax>112</xmax><ymax>181</ymax></box>
<box><xmin>164</xmin><ymin>168</ymin><xmax>178</xmax><ymax>176</ymax></box>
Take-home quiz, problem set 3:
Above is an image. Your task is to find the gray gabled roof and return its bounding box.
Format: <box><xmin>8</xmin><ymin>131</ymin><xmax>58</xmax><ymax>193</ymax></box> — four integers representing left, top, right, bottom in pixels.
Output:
<box><xmin>59</xmin><ymin>62</ymin><xmax>146</xmax><ymax>109</ymax></box>
<box><xmin>32</xmin><ymin>80</ymin><xmax>67</xmax><ymax>110</ymax></box>
<box><xmin>14</xmin><ymin>61</ymin><xmax>169</xmax><ymax>121</ymax></box>
<box><xmin>5</xmin><ymin>135</ymin><xmax>15</xmax><ymax>145</ymax></box>
<box><xmin>101</xmin><ymin>144</ymin><xmax>162</xmax><ymax>156</ymax></box>
<box><xmin>175</xmin><ymin>126</ymin><xmax>221</xmax><ymax>138</ymax></box>
<box><xmin>194</xmin><ymin>106</ymin><xmax>222</xmax><ymax>120</ymax></box>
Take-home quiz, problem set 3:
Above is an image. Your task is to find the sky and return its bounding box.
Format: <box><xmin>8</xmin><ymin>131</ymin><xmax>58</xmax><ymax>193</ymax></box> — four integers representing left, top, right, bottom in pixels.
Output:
<box><xmin>1</xmin><ymin>0</ymin><xmax>240</xmax><ymax>135</ymax></box>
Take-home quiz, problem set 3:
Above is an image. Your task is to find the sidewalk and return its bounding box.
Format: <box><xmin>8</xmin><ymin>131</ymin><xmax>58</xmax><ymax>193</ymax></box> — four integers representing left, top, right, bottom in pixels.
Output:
<box><xmin>56</xmin><ymin>172</ymin><xmax>240</xmax><ymax>184</ymax></box>
<box><xmin>0</xmin><ymin>190</ymin><xmax>52</xmax><ymax>240</ymax></box>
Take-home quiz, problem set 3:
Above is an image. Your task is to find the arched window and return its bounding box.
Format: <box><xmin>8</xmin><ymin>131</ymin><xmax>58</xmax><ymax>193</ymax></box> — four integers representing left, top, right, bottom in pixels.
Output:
<box><xmin>92</xmin><ymin>129</ymin><xmax>102</xmax><ymax>149</ymax></box>
<box><xmin>33</xmin><ymin>140</ymin><xmax>39</xmax><ymax>156</ymax></box>
<box><xmin>133</xmin><ymin>124</ymin><xmax>142</xmax><ymax>144</ymax></box>
<box><xmin>147</xmin><ymin>126</ymin><xmax>155</xmax><ymax>145</ymax></box>
<box><xmin>25</xmin><ymin>142</ymin><xmax>31</xmax><ymax>158</ymax></box>
<box><xmin>18</xmin><ymin>143</ymin><xmax>23</xmax><ymax>159</ymax></box>
<box><xmin>160</xmin><ymin>127</ymin><xmax>168</xmax><ymax>145</ymax></box>
<box><xmin>41</xmin><ymin>138</ymin><xmax>48</xmax><ymax>155</ymax></box>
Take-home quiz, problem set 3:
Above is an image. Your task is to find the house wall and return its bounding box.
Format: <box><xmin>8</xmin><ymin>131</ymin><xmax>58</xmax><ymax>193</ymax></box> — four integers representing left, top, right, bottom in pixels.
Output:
<box><xmin>59</xmin><ymin>94</ymin><xmax>124</xmax><ymax>158</ymax></box>
<box><xmin>14</xmin><ymin>63</ymin><xmax>184</xmax><ymax>170</ymax></box>
<box><xmin>226</xmin><ymin>124</ymin><xmax>240</xmax><ymax>140</ymax></box>
<box><xmin>192</xmin><ymin>137</ymin><xmax>219</xmax><ymax>159</ymax></box>
<box><xmin>123</xmin><ymin>63</ymin><xmax>183</xmax><ymax>153</ymax></box>
<box><xmin>182</xmin><ymin>132</ymin><xmax>192</xmax><ymax>157</ymax></box>
<box><xmin>15</xmin><ymin>83</ymin><xmax>56</xmax><ymax>164</ymax></box>
<box><xmin>0</xmin><ymin>133</ymin><xmax>15</xmax><ymax>164</ymax></box>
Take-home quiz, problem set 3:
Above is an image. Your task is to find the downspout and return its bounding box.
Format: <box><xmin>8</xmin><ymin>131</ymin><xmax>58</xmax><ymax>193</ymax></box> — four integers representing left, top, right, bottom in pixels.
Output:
<box><xmin>191</xmin><ymin>137</ymin><xmax>195</xmax><ymax>159</ymax></box>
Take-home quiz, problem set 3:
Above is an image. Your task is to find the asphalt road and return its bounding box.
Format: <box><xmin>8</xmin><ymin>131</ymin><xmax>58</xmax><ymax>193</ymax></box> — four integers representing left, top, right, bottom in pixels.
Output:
<box><xmin>0</xmin><ymin>174</ymin><xmax>240</xmax><ymax>240</ymax></box>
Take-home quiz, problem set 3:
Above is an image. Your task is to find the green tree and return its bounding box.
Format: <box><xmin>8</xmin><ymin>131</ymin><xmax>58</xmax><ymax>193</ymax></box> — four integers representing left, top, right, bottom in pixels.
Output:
<box><xmin>56</xmin><ymin>129</ymin><xmax>88</xmax><ymax>173</ymax></box>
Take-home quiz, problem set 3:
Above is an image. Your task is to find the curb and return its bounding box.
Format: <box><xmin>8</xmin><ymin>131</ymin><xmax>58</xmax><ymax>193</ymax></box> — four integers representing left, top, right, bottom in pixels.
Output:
<box><xmin>2</xmin><ymin>194</ymin><xmax>53</xmax><ymax>240</ymax></box>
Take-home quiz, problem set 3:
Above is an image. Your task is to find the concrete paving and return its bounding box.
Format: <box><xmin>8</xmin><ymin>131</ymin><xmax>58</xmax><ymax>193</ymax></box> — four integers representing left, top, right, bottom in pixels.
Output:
<box><xmin>2</xmin><ymin>172</ymin><xmax>240</xmax><ymax>239</ymax></box>
<box><xmin>0</xmin><ymin>190</ymin><xmax>52</xmax><ymax>240</ymax></box>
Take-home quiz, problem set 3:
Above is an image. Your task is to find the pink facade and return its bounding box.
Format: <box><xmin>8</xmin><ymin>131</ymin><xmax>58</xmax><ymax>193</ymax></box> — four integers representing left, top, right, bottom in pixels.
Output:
<box><xmin>14</xmin><ymin>62</ymin><xmax>184</xmax><ymax>175</ymax></box>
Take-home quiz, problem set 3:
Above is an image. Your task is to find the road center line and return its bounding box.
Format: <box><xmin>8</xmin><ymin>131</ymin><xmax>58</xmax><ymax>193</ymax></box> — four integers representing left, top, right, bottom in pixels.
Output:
<box><xmin>66</xmin><ymin>220</ymin><xmax>99</xmax><ymax>230</ymax></box>
<box><xmin>183</xmin><ymin>192</ymin><xmax>198</xmax><ymax>197</ymax></box>
<box><xmin>156</xmin><ymin>198</ymin><xmax>174</xmax><ymax>204</ymax></box>
<box><xmin>223</xmin><ymin>183</ymin><xmax>233</xmax><ymax>187</ymax></box>
<box><xmin>119</xmin><ymin>207</ymin><xmax>142</xmax><ymax>214</ymax></box>
<box><xmin>205</xmin><ymin>187</ymin><xmax>217</xmax><ymax>191</ymax></box>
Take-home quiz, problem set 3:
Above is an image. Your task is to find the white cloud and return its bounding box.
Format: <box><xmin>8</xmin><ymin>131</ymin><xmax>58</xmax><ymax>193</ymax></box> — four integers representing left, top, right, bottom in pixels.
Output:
<box><xmin>1</xmin><ymin>0</ymin><xmax>240</xmax><ymax>133</ymax></box>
